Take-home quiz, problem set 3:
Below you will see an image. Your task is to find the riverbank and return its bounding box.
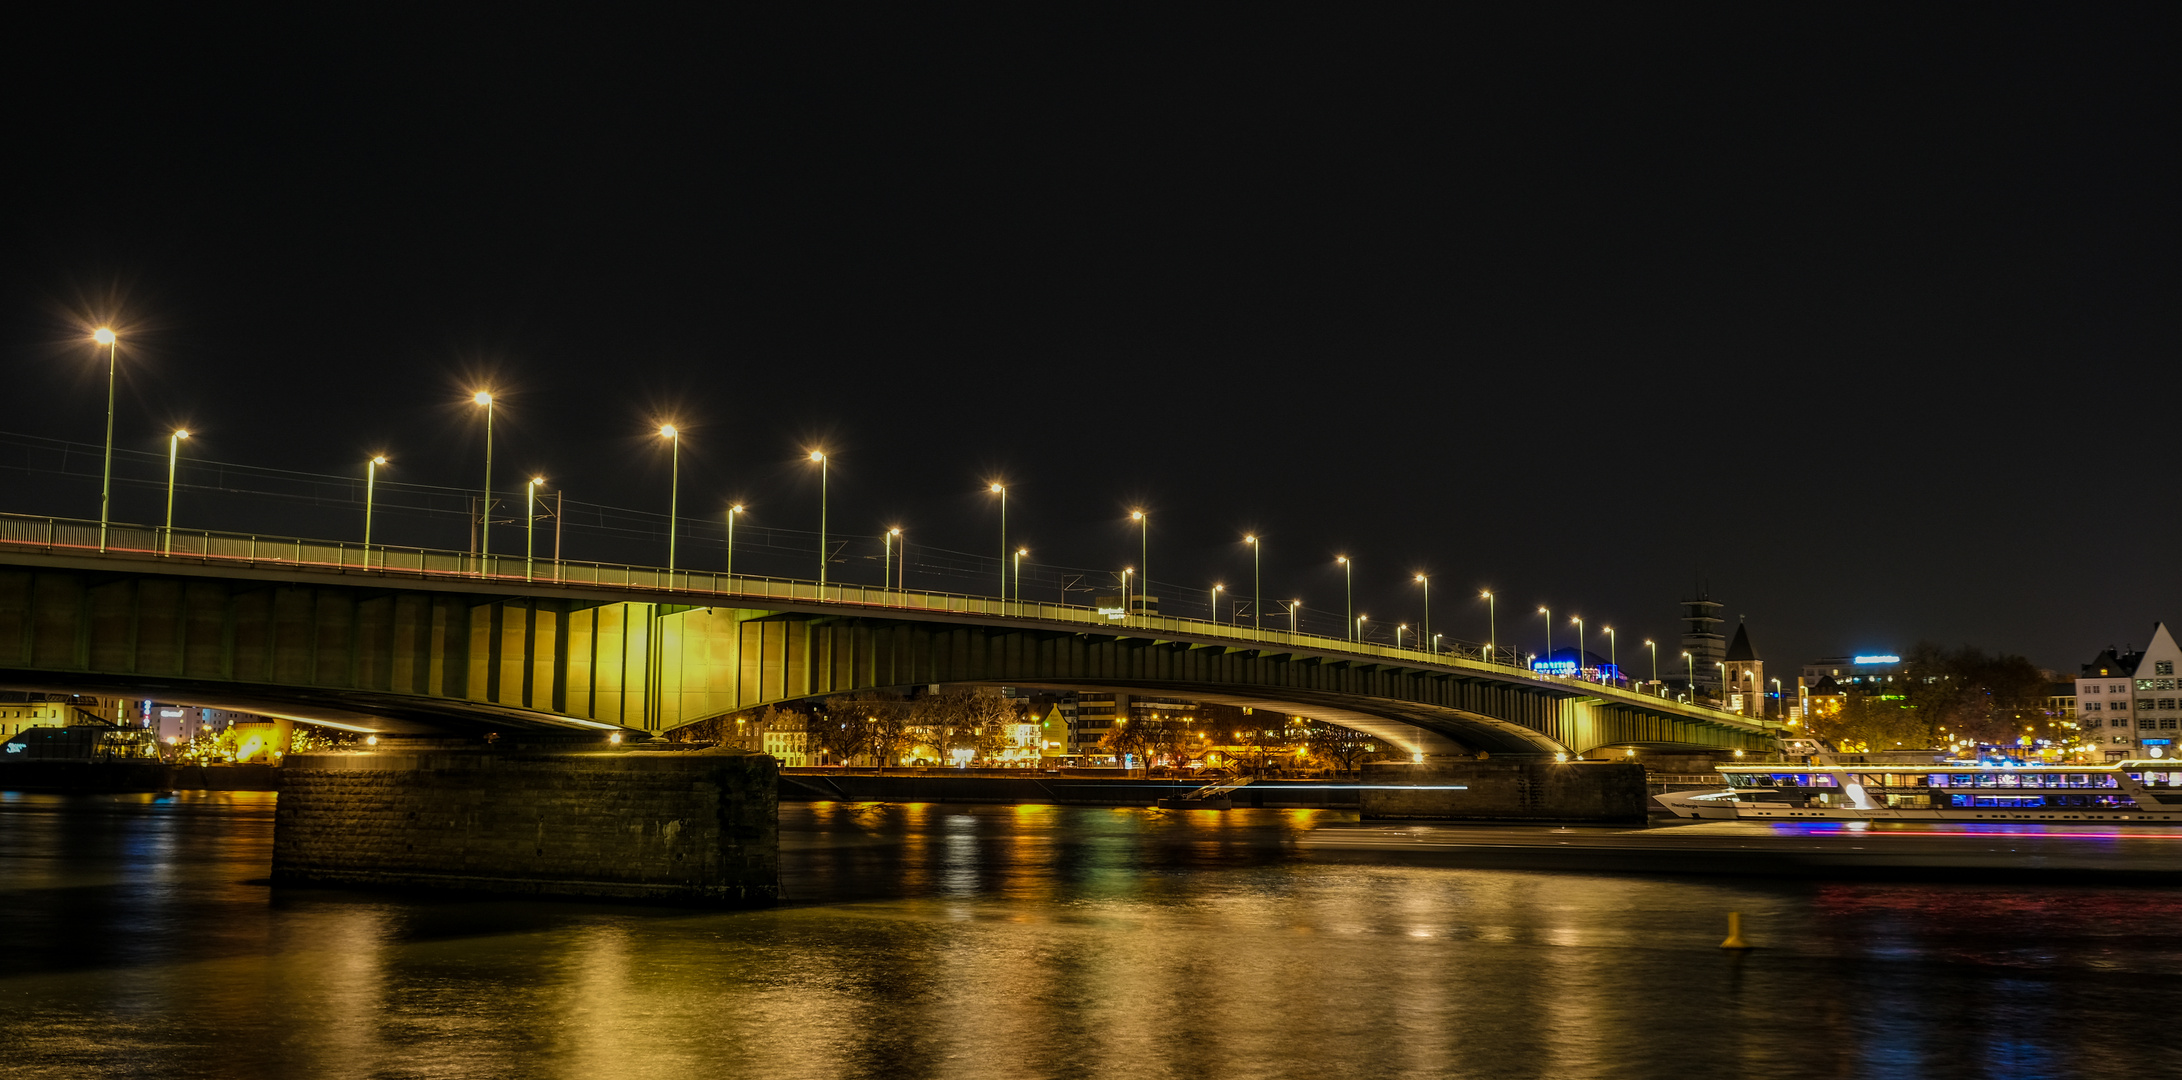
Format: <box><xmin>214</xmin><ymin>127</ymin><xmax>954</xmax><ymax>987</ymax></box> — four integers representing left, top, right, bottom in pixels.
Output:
<box><xmin>1302</xmin><ymin>818</ymin><xmax>2182</xmax><ymax>881</ymax></box>
<box><xmin>779</xmin><ymin>770</ymin><xmax>1359</xmax><ymax>807</ymax></box>
<box><xmin>0</xmin><ymin>760</ymin><xmax>280</xmax><ymax>793</ymax></box>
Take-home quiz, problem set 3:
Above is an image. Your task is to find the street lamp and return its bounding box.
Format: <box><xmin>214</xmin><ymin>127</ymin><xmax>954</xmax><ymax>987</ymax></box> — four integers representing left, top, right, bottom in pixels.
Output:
<box><xmin>1397</xmin><ymin>623</ymin><xmax>1408</xmax><ymax>649</ymax></box>
<box><xmin>92</xmin><ymin>328</ymin><xmax>119</xmax><ymax>552</ymax></box>
<box><xmin>163</xmin><ymin>430</ymin><xmax>189</xmax><ymax>555</ymax></box>
<box><xmin>1337</xmin><ymin>556</ymin><xmax>1352</xmax><ymax>641</ymax></box>
<box><xmin>1433</xmin><ymin>633</ymin><xmax>1443</xmax><ymax>655</ymax></box>
<box><xmin>1245</xmin><ymin>534</ymin><xmax>1261</xmax><ymax>630</ymax></box>
<box><xmin>1537</xmin><ymin>606</ymin><xmax>1552</xmax><ymax>670</ymax></box>
<box><xmin>1014</xmin><ymin>547</ymin><xmax>1028</xmax><ymax>610</ymax></box>
<box><xmin>809</xmin><ymin>450</ymin><xmax>829</xmax><ymax>586</ymax></box>
<box><xmin>891</xmin><ymin>527</ymin><xmax>905</xmax><ymax>592</ymax></box>
<box><xmin>1289</xmin><ymin>600</ymin><xmax>1302</xmax><ymax>636</ymax></box>
<box><xmin>1602</xmin><ymin>625</ymin><xmax>1616</xmax><ymax>684</ymax></box>
<box><xmin>1357</xmin><ymin>614</ymin><xmax>1368</xmax><ymax>642</ymax></box>
<box><xmin>526</xmin><ymin>477</ymin><xmax>546</xmax><ymax>581</ymax></box>
<box><xmin>1481</xmin><ymin>590</ymin><xmax>1496</xmax><ymax>663</ymax></box>
<box><xmin>1211</xmin><ymin>584</ymin><xmax>1224</xmax><ymax>624</ymax></box>
<box><xmin>1571</xmin><ymin>616</ymin><xmax>1584</xmax><ymax>680</ymax></box>
<box><xmin>1415</xmin><ymin>573</ymin><xmax>1430</xmax><ymax>647</ymax></box>
<box><xmin>727</xmin><ymin>505</ymin><xmax>744</xmax><ymax>584</ymax></box>
<box><xmin>1645</xmin><ymin>639</ymin><xmax>1658</xmax><ymax>689</ymax></box>
<box><xmin>989</xmin><ymin>483</ymin><xmax>1007</xmax><ymax>601</ymax></box>
<box><xmin>364</xmin><ymin>456</ymin><xmax>388</xmax><ymax>567</ymax></box>
<box><xmin>1121</xmin><ymin>568</ymin><xmax>1133</xmax><ymax>619</ymax></box>
<box><xmin>1771</xmin><ymin>676</ymin><xmax>1783</xmax><ymax>720</ymax></box>
<box><xmin>1716</xmin><ymin>661</ymin><xmax>1729</xmax><ymax>704</ymax></box>
<box><xmin>473</xmin><ymin>391</ymin><xmax>495</xmax><ymax>567</ymax></box>
<box><xmin>1683</xmin><ymin>651</ymin><xmax>1695</xmax><ymax>697</ymax></box>
<box><xmin>1131</xmin><ymin>510</ymin><xmax>1148</xmax><ymax>615</ymax></box>
<box><xmin>658</xmin><ymin>425</ymin><xmax>680</xmax><ymax>574</ymax></box>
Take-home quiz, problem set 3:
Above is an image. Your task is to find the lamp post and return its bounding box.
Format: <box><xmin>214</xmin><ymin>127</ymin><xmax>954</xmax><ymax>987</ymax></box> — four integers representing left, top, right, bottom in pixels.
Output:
<box><xmin>526</xmin><ymin>477</ymin><xmax>545</xmax><ymax>581</ymax></box>
<box><xmin>1537</xmin><ymin>606</ymin><xmax>1552</xmax><ymax>671</ymax></box>
<box><xmin>727</xmin><ymin>505</ymin><xmax>743</xmax><ymax>584</ymax></box>
<box><xmin>892</xmin><ymin>527</ymin><xmax>906</xmax><ymax>592</ymax></box>
<box><xmin>163</xmin><ymin>430</ymin><xmax>189</xmax><ymax>555</ymax></box>
<box><xmin>1645</xmin><ymin>639</ymin><xmax>1658</xmax><ymax>689</ymax></box>
<box><xmin>1245</xmin><ymin>535</ymin><xmax>1261</xmax><ymax>630</ymax></box>
<box><xmin>1481</xmin><ymin>590</ymin><xmax>1496</xmax><ymax>663</ymax></box>
<box><xmin>1433</xmin><ymin>632</ymin><xmax>1443</xmax><ymax>655</ymax></box>
<box><xmin>1121</xmin><ymin>568</ymin><xmax>1132</xmax><ymax>619</ymax></box>
<box><xmin>1716</xmin><ymin>662</ymin><xmax>1729</xmax><ymax>704</ymax></box>
<box><xmin>1414</xmin><ymin>573</ymin><xmax>1430</xmax><ymax>647</ymax></box>
<box><xmin>1337</xmin><ymin>556</ymin><xmax>1352</xmax><ymax>641</ymax></box>
<box><xmin>1571</xmin><ymin>616</ymin><xmax>1584</xmax><ymax>680</ymax></box>
<box><xmin>1683</xmin><ymin>651</ymin><xmax>1695</xmax><ymax>697</ymax></box>
<box><xmin>1289</xmin><ymin>600</ymin><xmax>1302</xmax><ymax>636</ymax></box>
<box><xmin>92</xmin><ymin>328</ymin><xmax>118</xmax><ymax>552</ymax></box>
<box><xmin>1014</xmin><ymin>548</ymin><xmax>1028</xmax><ymax>610</ymax></box>
<box><xmin>1131</xmin><ymin>510</ymin><xmax>1148</xmax><ymax>615</ymax></box>
<box><xmin>1603</xmin><ymin>626</ymin><xmax>1617</xmax><ymax>685</ymax></box>
<box><xmin>658</xmin><ymin>425</ymin><xmax>681</xmax><ymax>573</ymax></box>
<box><xmin>883</xmin><ymin>527</ymin><xmax>895</xmax><ymax>592</ymax></box>
<box><xmin>472</xmin><ymin>391</ymin><xmax>495</xmax><ymax>567</ymax></box>
<box><xmin>809</xmin><ymin>450</ymin><xmax>829</xmax><ymax>586</ymax></box>
<box><xmin>990</xmin><ymin>483</ymin><xmax>1007</xmax><ymax>601</ymax></box>
<box><xmin>1211</xmin><ymin>584</ymin><xmax>1224</xmax><ymax>624</ymax></box>
<box><xmin>364</xmin><ymin>456</ymin><xmax>388</xmax><ymax>567</ymax></box>
<box><xmin>1771</xmin><ymin>676</ymin><xmax>1783</xmax><ymax>720</ymax></box>
<box><xmin>1357</xmin><ymin>614</ymin><xmax>1368</xmax><ymax>642</ymax></box>
<box><xmin>1397</xmin><ymin>623</ymin><xmax>1407</xmax><ymax>649</ymax></box>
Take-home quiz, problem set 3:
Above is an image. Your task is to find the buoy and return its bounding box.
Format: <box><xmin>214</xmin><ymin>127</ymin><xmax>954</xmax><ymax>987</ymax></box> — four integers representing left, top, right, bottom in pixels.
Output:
<box><xmin>1720</xmin><ymin>911</ymin><xmax>1751</xmax><ymax>950</ymax></box>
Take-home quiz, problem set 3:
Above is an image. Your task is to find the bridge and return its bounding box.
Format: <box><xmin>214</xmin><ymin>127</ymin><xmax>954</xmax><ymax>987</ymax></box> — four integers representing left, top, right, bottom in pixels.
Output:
<box><xmin>0</xmin><ymin>511</ymin><xmax>1779</xmax><ymax>756</ymax></box>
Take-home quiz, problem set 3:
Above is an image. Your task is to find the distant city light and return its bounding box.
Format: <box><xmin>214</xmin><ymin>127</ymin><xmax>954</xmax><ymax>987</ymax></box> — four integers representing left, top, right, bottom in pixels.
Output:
<box><xmin>1853</xmin><ymin>654</ymin><xmax>1901</xmax><ymax>664</ymax></box>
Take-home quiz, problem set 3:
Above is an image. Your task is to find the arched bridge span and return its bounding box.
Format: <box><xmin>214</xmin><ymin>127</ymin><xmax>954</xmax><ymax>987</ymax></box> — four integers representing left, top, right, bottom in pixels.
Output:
<box><xmin>0</xmin><ymin>524</ymin><xmax>1779</xmax><ymax>755</ymax></box>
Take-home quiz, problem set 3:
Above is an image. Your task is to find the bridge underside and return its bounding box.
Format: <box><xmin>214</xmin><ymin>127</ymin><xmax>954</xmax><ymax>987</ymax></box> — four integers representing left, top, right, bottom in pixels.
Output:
<box><xmin>0</xmin><ymin>559</ymin><xmax>1774</xmax><ymax>755</ymax></box>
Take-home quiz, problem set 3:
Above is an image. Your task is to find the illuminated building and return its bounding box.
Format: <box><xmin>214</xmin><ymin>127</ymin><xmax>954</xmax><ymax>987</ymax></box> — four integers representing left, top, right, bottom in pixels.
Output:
<box><xmin>1721</xmin><ymin>621</ymin><xmax>1765</xmax><ymax>718</ymax></box>
<box><xmin>2077</xmin><ymin>623</ymin><xmax>2182</xmax><ymax>761</ymax></box>
<box><xmin>1679</xmin><ymin>590</ymin><xmax>1725</xmax><ymax>693</ymax></box>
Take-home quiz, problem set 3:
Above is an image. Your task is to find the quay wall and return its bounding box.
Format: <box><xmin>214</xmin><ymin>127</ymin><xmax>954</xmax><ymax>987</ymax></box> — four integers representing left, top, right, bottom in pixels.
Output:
<box><xmin>273</xmin><ymin>747</ymin><xmax>777</xmax><ymax>904</ymax></box>
<box><xmin>781</xmin><ymin>771</ymin><xmax>1360</xmax><ymax>808</ymax></box>
<box><xmin>1360</xmin><ymin>760</ymin><xmax>1649</xmax><ymax>823</ymax></box>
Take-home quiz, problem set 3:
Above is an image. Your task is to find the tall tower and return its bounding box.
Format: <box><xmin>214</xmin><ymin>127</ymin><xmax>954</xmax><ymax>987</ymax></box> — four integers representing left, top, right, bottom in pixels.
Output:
<box><xmin>1681</xmin><ymin>589</ymin><xmax>1725</xmax><ymax>693</ymax></box>
<box><xmin>1723</xmin><ymin>619</ymin><xmax>1764</xmax><ymax>717</ymax></box>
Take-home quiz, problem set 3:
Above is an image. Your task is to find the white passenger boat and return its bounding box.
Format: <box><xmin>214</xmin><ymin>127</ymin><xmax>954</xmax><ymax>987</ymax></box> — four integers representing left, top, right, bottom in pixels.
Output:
<box><xmin>1655</xmin><ymin>738</ymin><xmax>2182</xmax><ymax>823</ymax></box>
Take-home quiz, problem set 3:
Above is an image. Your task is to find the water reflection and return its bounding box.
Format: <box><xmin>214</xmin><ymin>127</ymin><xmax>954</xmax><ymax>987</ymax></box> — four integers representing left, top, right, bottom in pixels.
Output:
<box><xmin>4</xmin><ymin>794</ymin><xmax>2182</xmax><ymax>1078</ymax></box>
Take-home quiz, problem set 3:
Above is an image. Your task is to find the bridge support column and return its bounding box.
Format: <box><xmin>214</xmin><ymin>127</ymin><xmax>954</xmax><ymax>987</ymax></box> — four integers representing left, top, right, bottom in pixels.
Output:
<box><xmin>1360</xmin><ymin>758</ymin><xmax>1648</xmax><ymax>823</ymax></box>
<box><xmin>274</xmin><ymin>745</ymin><xmax>778</xmax><ymax>904</ymax></box>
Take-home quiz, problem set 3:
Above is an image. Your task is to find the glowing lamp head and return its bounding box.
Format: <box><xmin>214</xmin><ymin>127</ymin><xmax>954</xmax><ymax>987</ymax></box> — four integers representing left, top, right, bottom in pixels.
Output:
<box><xmin>1131</xmin><ymin>510</ymin><xmax>1143</xmax><ymax>520</ymax></box>
<box><xmin>731</xmin><ymin>504</ymin><xmax>744</xmax><ymax>514</ymax></box>
<box><xmin>173</xmin><ymin>429</ymin><xmax>189</xmax><ymax>440</ymax></box>
<box><xmin>989</xmin><ymin>482</ymin><xmax>1002</xmax><ymax>493</ymax></box>
<box><xmin>472</xmin><ymin>391</ymin><xmax>492</xmax><ymax>406</ymax></box>
<box><xmin>659</xmin><ymin>424</ymin><xmax>677</xmax><ymax>438</ymax></box>
<box><xmin>1213</xmin><ymin>584</ymin><xmax>1224</xmax><ymax>592</ymax></box>
<box><xmin>888</xmin><ymin>527</ymin><xmax>899</xmax><ymax>536</ymax></box>
<box><xmin>1017</xmin><ymin>547</ymin><xmax>1028</xmax><ymax>556</ymax></box>
<box><xmin>93</xmin><ymin>327</ymin><xmax>117</xmax><ymax>345</ymax></box>
<box><xmin>1414</xmin><ymin>573</ymin><xmax>1426</xmax><ymax>583</ymax></box>
<box><xmin>530</xmin><ymin>476</ymin><xmax>545</xmax><ymax>486</ymax></box>
<box><xmin>371</xmin><ymin>455</ymin><xmax>388</xmax><ymax>466</ymax></box>
<box><xmin>1538</xmin><ymin>606</ymin><xmax>1548</xmax><ymax>615</ymax></box>
<box><xmin>1244</xmin><ymin>534</ymin><xmax>1256</xmax><ymax>544</ymax></box>
<box><xmin>809</xmin><ymin>450</ymin><xmax>826</xmax><ymax>462</ymax></box>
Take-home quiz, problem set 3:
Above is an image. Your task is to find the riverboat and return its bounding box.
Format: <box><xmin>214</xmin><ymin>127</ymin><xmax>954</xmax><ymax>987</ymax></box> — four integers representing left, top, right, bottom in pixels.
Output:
<box><xmin>1655</xmin><ymin>738</ymin><xmax>2182</xmax><ymax>823</ymax></box>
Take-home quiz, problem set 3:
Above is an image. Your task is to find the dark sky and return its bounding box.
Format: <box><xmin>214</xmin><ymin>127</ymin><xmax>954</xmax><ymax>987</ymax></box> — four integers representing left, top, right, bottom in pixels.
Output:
<box><xmin>5</xmin><ymin>6</ymin><xmax>2176</xmax><ymax>674</ymax></box>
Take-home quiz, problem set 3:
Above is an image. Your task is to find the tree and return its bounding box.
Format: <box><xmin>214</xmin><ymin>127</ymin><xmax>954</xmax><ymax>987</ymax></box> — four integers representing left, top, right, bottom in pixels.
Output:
<box><xmin>806</xmin><ymin>707</ymin><xmax>873</xmax><ymax>765</ymax></box>
<box><xmin>825</xmin><ymin>691</ymin><xmax>912</xmax><ymax>768</ymax></box>
<box><xmin>1099</xmin><ymin>717</ymin><xmax>1151</xmax><ymax>772</ymax></box>
<box><xmin>1303</xmin><ymin>721</ymin><xmax>1381</xmax><ymax>775</ymax></box>
<box><xmin>908</xmin><ymin>688</ymin><xmax>1015</xmax><ymax>763</ymax></box>
<box><xmin>1817</xmin><ymin>642</ymin><xmax>2054</xmax><ymax>751</ymax></box>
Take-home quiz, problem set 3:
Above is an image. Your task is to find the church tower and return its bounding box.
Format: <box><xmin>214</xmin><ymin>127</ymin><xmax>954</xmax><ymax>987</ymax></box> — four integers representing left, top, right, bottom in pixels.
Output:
<box><xmin>1723</xmin><ymin>619</ymin><xmax>1765</xmax><ymax>717</ymax></box>
<box><xmin>1680</xmin><ymin>589</ymin><xmax>1725</xmax><ymax>693</ymax></box>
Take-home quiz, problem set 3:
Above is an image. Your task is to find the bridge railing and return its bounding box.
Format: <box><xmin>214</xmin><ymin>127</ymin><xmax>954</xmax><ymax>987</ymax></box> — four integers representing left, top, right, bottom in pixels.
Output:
<box><xmin>0</xmin><ymin>511</ymin><xmax>1776</xmax><ymax>730</ymax></box>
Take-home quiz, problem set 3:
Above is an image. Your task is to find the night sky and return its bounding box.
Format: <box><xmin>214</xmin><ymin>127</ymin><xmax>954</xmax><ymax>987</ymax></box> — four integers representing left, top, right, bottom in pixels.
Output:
<box><xmin>5</xmin><ymin>7</ymin><xmax>2175</xmax><ymax>674</ymax></box>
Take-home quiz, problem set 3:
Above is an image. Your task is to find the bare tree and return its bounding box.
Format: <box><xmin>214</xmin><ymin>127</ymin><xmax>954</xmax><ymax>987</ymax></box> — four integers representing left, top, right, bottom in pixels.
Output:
<box><xmin>1303</xmin><ymin>721</ymin><xmax>1381</xmax><ymax>776</ymax></box>
<box><xmin>826</xmin><ymin>691</ymin><xmax>912</xmax><ymax>769</ymax></box>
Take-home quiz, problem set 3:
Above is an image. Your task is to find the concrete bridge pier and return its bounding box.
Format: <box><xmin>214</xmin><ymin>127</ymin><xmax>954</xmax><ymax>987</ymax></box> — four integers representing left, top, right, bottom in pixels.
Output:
<box><xmin>1359</xmin><ymin>757</ymin><xmax>1650</xmax><ymax>823</ymax></box>
<box><xmin>273</xmin><ymin>740</ymin><xmax>779</xmax><ymax>904</ymax></box>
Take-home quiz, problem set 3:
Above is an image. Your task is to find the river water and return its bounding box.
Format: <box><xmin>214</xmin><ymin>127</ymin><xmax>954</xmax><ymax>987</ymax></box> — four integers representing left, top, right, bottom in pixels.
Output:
<box><xmin>3</xmin><ymin>792</ymin><xmax>2179</xmax><ymax>1079</ymax></box>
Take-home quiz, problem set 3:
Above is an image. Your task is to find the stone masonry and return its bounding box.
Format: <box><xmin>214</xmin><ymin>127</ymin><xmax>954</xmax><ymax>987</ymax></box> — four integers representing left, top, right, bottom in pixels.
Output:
<box><xmin>274</xmin><ymin>745</ymin><xmax>778</xmax><ymax>904</ymax></box>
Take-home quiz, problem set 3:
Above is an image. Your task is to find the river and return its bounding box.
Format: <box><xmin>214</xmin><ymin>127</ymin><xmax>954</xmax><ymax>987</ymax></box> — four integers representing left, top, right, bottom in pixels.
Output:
<box><xmin>2</xmin><ymin>792</ymin><xmax>2178</xmax><ymax>1079</ymax></box>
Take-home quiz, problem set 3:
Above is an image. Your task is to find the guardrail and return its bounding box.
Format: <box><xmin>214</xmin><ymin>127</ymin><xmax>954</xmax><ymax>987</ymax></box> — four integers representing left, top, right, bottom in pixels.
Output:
<box><xmin>0</xmin><ymin>511</ymin><xmax>1778</xmax><ymax>731</ymax></box>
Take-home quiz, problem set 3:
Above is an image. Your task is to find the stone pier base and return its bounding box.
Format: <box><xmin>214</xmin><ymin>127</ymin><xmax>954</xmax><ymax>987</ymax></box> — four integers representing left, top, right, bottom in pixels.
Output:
<box><xmin>1360</xmin><ymin>759</ymin><xmax>1649</xmax><ymax>823</ymax></box>
<box><xmin>273</xmin><ymin>746</ymin><xmax>777</xmax><ymax>904</ymax></box>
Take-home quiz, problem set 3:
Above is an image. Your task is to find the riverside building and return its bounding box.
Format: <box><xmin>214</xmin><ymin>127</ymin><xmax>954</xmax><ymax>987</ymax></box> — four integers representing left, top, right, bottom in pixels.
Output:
<box><xmin>2076</xmin><ymin>623</ymin><xmax>2182</xmax><ymax>761</ymax></box>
